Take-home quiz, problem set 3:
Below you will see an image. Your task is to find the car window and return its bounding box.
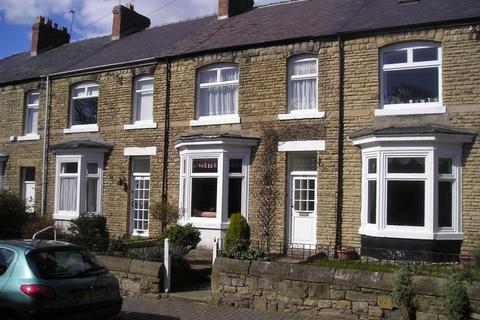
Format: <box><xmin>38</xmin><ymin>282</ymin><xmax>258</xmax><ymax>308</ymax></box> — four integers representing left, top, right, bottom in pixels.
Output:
<box><xmin>27</xmin><ymin>249</ymin><xmax>105</xmax><ymax>279</ymax></box>
<box><xmin>0</xmin><ymin>248</ymin><xmax>15</xmax><ymax>276</ymax></box>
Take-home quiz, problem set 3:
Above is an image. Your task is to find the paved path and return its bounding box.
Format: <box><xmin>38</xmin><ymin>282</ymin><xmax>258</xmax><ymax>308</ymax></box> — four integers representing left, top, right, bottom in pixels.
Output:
<box><xmin>121</xmin><ymin>297</ymin><xmax>326</xmax><ymax>320</ymax></box>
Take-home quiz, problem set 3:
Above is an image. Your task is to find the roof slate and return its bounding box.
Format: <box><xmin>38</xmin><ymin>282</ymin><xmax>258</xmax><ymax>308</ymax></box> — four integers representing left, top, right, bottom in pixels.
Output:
<box><xmin>1</xmin><ymin>0</ymin><xmax>479</xmax><ymax>85</ymax></box>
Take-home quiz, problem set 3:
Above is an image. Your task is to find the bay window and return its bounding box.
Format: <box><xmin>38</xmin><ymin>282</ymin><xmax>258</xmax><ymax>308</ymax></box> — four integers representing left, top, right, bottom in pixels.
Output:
<box><xmin>191</xmin><ymin>64</ymin><xmax>239</xmax><ymax>126</ymax></box>
<box><xmin>376</xmin><ymin>42</ymin><xmax>445</xmax><ymax>116</ymax></box>
<box><xmin>65</xmin><ymin>82</ymin><xmax>99</xmax><ymax>133</ymax></box>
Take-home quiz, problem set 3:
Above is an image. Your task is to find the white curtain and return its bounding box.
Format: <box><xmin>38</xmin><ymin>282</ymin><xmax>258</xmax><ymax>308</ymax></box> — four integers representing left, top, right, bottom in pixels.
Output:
<box><xmin>26</xmin><ymin>108</ymin><xmax>39</xmax><ymax>134</ymax></box>
<box><xmin>136</xmin><ymin>91</ymin><xmax>153</xmax><ymax>121</ymax></box>
<box><xmin>59</xmin><ymin>177</ymin><xmax>77</xmax><ymax>211</ymax></box>
<box><xmin>199</xmin><ymin>85</ymin><xmax>238</xmax><ymax>116</ymax></box>
<box><xmin>289</xmin><ymin>58</ymin><xmax>317</xmax><ymax>111</ymax></box>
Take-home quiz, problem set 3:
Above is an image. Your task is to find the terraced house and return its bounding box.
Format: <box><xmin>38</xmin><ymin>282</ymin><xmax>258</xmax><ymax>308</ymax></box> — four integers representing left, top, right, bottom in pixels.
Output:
<box><xmin>0</xmin><ymin>0</ymin><xmax>479</xmax><ymax>255</ymax></box>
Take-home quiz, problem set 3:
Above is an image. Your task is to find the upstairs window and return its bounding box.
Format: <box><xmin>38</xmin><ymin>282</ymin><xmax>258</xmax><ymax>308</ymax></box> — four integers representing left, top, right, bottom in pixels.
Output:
<box><xmin>288</xmin><ymin>55</ymin><xmax>318</xmax><ymax>112</ymax></box>
<box><xmin>24</xmin><ymin>91</ymin><xmax>39</xmax><ymax>136</ymax></box>
<box><xmin>132</xmin><ymin>76</ymin><xmax>154</xmax><ymax>123</ymax></box>
<box><xmin>378</xmin><ymin>42</ymin><xmax>443</xmax><ymax>115</ymax></box>
<box><xmin>196</xmin><ymin>64</ymin><xmax>239</xmax><ymax>118</ymax></box>
<box><xmin>70</xmin><ymin>82</ymin><xmax>99</xmax><ymax>127</ymax></box>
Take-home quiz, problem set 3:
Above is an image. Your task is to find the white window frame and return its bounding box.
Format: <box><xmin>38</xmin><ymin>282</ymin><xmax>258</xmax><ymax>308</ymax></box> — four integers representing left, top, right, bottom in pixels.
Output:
<box><xmin>124</xmin><ymin>76</ymin><xmax>157</xmax><ymax>130</ymax></box>
<box><xmin>190</xmin><ymin>63</ymin><xmax>240</xmax><ymax>127</ymax></box>
<box><xmin>376</xmin><ymin>42</ymin><xmax>445</xmax><ymax>116</ymax></box>
<box><xmin>65</xmin><ymin>82</ymin><xmax>100</xmax><ymax>133</ymax></box>
<box><xmin>279</xmin><ymin>54</ymin><xmax>324</xmax><ymax>120</ymax></box>
<box><xmin>54</xmin><ymin>153</ymin><xmax>103</xmax><ymax>220</ymax></box>
<box><xmin>358</xmin><ymin>143</ymin><xmax>462</xmax><ymax>240</ymax></box>
<box><xmin>19</xmin><ymin>91</ymin><xmax>40</xmax><ymax>141</ymax></box>
<box><xmin>177</xmin><ymin>143</ymin><xmax>253</xmax><ymax>230</ymax></box>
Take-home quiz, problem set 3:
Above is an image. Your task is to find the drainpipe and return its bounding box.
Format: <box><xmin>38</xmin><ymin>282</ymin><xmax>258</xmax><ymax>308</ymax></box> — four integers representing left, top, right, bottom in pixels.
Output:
<box><xmin>40</xmin><ymin>75</ymin><xmax>50</xmax><ymax>215</ymax></box>
<box><xmin>335</xmin><ymin>34</ymin><xmax>345</xmax><ymax>251</ymax></box>
<box><xmin>161</xmin><ymin>57</ymin><xmax>172</xmax><ymax>206</ymax></box>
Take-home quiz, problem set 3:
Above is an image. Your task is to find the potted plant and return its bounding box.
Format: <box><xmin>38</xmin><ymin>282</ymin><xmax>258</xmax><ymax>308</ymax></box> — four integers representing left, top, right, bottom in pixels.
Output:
<box><xmin>336</xmin><ymin>247</ymin><xmax>357</xmax><ymax>261</ymax></box>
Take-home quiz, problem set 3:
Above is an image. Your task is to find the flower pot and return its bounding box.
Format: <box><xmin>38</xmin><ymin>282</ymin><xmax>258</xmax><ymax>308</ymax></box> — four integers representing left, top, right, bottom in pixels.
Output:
<box><xmin>337</xmin><ymin>248</ymin><xmax>356</xmax><ymax>261</ymax></box>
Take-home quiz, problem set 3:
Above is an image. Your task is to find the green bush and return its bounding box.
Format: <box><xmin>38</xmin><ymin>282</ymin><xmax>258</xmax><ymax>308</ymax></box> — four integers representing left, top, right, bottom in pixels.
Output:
<box><xmin>67</xmin><ymin>212</ymin><xmax>109</xmax><ymax>251</ymax></box>
<box><xmin>473</xmin><ymin>248</ymin><xmax>480</xmax><ymax>269</ymax></box>
<box><xmin>158</xmin><ymin>224</ymin><xmax>201</xmax><ymax>255</ymax></box>
<box><xmin>392</xmin><ymin>266</ymin><xmax>415</xmax><ymax>320</ymax></box>
<box><xmin>224</xmin><ymin>213</ymin><xmax>250</xmax><ymax>254</ymax></box>
<box><xmin>0</xmin><ymin>192</ymin><xmax>30</xmax><ymax>239</ymax></box>
<box><xmin>444</xmin><ymin>270</ymin><xmax>471</xmax><ymax>320</ymax></box>
<box><xmin>22</xmin><ymin>215</ymin><xmax>55</xmax><ymax>239</ymax></box>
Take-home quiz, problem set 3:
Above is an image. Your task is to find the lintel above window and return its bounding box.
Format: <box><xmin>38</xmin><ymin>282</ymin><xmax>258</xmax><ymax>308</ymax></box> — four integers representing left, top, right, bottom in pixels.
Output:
<box><xmin>376</xmin><ymin>42</ymin><xmax>445</xmax><ymax>116</ymax></box>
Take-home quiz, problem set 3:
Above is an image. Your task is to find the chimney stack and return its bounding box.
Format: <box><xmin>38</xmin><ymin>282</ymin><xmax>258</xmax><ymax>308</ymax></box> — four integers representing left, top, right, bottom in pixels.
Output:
<box><xmin>31</xmin><ymin>16</ymin><xmax>70</xmax><ymax>56</ymax></box>
<box><xmin>218</xmin><ymin>0</ymin><xmax>254</xmax><ymax>19</ymax></box>
<box><xmin>112</xmin><ymin>3</ymin><xmax>151</xmax><ymax>40</ymax></box>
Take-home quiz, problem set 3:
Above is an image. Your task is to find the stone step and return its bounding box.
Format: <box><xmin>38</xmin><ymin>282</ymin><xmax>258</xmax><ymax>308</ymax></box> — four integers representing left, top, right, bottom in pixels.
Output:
<box><xmin>184</xmin><ymin>249</ymin><xmax>213</xmax><ymax>262</ymax></box>
<box><xmin>167</xmin><ymin>289</ymin><xmax>213</xmax><ymax>304</ymax></box>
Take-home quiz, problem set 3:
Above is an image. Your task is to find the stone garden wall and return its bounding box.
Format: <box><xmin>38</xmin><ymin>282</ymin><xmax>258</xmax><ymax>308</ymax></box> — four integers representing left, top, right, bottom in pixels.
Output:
<box><xmin>98</xmin><ymin>255</ymin><xmax>163</xmax><ymax>298</ymax></box>
<box><xmin>212</xmin><ymin>257</ymin><xmax>480</xmax><ymax>320</ymax></box>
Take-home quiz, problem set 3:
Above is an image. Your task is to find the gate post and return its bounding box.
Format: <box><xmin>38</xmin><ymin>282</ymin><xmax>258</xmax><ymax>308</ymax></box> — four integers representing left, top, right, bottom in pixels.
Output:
<box><xmin>164</xmin><ymin>238</ymin><xmax>171</xmax><ymax>293</ymax></box>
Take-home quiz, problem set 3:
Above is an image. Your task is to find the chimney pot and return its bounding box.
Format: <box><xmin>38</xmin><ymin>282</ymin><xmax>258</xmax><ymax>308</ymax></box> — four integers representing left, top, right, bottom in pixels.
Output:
<box><xmin>218</xmin><ymin>0</ymin><xmax>254</xmax><ymax>19</ymax></box>
<box><xmin>111</xmin><ymin>3</ymin><xmax>150</xmax><ymax>40</ymax></box>
<box><xmin>31</xmin><ymin>17</ymin><xmax>70</xmax><ymax>56</ymax></box>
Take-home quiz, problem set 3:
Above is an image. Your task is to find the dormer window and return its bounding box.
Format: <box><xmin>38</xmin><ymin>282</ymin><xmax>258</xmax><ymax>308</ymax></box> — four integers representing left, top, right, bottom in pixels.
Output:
<box><xmin>376</xmin><ymin>42</ymin><xmax>445</xmax><ymax>116</ymax></box>
<box><xmin>190</xmin><ymin>63</ymin><xmax>240</xmax><ymax>126</ymax></box>
<box><xmin>65</xmin><ymin>82</ymin><xmax>99</xmax><ymax>133</ymax></box>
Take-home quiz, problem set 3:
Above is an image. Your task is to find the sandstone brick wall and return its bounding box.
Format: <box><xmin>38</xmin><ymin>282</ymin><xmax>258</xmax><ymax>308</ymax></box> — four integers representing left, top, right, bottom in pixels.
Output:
<box><xmin>341</xmin><ymin>26</ymin><xmax>480</xmax><ymax>252</ymax></box>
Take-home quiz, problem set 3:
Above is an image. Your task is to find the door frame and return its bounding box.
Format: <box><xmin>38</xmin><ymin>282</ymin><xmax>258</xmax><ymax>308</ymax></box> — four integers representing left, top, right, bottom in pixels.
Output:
<box><xmin>129</xmin><ymin>158</ymin><xmax>151</xmax><ymax>237</ymax></box>
<box><xmin>287</xmin><ymin>171</ymin><xmax>318</xmax><ymax>245</ymax></box>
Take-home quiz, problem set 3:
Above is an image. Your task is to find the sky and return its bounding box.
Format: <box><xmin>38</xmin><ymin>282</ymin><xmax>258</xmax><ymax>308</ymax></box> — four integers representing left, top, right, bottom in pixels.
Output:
<box><xmin>0</xmin><ymin>0</ymin><xmax>284</xmax><ymax>59</ymax></box>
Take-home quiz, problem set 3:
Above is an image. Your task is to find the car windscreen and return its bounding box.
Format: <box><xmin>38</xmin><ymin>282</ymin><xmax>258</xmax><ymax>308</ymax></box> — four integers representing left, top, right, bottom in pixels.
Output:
<box><xmin>27</xmin><ymin>248</ymin><xmax>105</xmax><ymax>279</ymax></box>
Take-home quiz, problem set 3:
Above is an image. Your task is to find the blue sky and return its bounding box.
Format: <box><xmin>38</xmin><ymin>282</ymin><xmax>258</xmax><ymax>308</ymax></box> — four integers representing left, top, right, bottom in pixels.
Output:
<box><xmin>0</xmin><ymin>0</ymin><xmax>283</xmax><ymax>60</ymax></box>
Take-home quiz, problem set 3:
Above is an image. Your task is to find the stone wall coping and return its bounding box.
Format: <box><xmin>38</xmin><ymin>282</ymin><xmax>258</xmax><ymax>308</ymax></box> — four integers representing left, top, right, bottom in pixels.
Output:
<box><xmin>98</xmin><ymin>255</ymin><xmax>163</xmax><ymax>277</ymax></box>
<box><xmin>98</xmin><ymin>255</ymin><xmax>133</xmax><ymax>273</ymax></box>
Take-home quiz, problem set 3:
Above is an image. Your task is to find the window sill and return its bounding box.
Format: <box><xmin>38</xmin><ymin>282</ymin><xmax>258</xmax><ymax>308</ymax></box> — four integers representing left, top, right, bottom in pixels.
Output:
<box><xmin>63</xmin><ymin>124</ymin><xmax>99</xmax><ymax>134</ymax></box>
<box><xmin>179</xmin><ymin>218</ymin><xmax>230</xmax><ymax>230</ymax></box>
<box><xmin>18</xmin><ymin>134</ymin><xmax>40</xmax><ymax>141</ymax></box>
<box><xmin>190</xmin><ymin>115</ymin><xmax>240</xmax><ymax>127</ymax></box>
<box><xmin>359</xmin><ymin>226</ymin><xmax>463</xmax><ymax>240</ymax></box>
<box><xmin>278</xmin><ymin>111</ymin><xmax>325</xmax><ymax>120</ymax></box>
<box><xmin>375</xmin><ymin>105</ymin><xmax>446</xmax><ymax>116</ymax></box>
<box><xmin>53</xmin><ymin>213</ymin><xmax>78</xmax><ymax>220</ymax></box>
<box><xmin>131</xmin><ymin>230</ymin><xmax>149</xmax><ymax>237</ymax></box>
<box><xmin>124</xmin><ymin>122</ymin><xmax>157</xmax><ymax>130</ymax></box>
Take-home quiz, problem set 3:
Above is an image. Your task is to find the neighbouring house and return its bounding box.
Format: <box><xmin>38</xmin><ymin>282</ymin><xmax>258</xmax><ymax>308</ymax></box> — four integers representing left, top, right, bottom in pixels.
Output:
<box><xmin>0</xmin><ymin>0</ymin><xmax>479</xmax><ymax>255</ymax></box>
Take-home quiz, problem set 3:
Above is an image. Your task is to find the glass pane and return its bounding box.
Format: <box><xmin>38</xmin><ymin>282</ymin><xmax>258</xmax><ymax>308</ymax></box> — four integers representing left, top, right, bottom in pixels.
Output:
<box><xmin>367</xmin><ymin>180</ymin><xmax>376</xmax><ymax>224</ymax></box>
<box><xmin>87</xmin><ymin>163</ymin><xmax>98</xmax><ymax>175</ymax></box>
<box><xmin>229</xmin><ymin>159</ymin><xmax>243</xmax><ymax>173</ymax></box>
<box><xmin>383</xmin><ymin>68</ymin><xmax>439</xmax><ymax>104</ymax></box>
<box><xmin>308</xmin><ymin>201</ymin><xmax>314</xmax><ymax>211</ymax></box>
<box><xmin>73</xmin><ymin>87</ymin><xmax>85</xmax><ymax>98</ymax></box>
<box><xmin>136</xmin><ymin>91</ymin><xmax>153</xmax><ymax>121</ymax></box>
<box><xmin>413</xmin><ymin>47</ymin><xmax>438</xmax><ymax>62</ymax></box>
<box><xmin>133</xmin><ymin>158</ymin><xmax>150</xmax><ymax>173</ymax></box>
<box><xmin>439</xmin><ymin>158</ymin><xmax>452</xmax><ymax>175</ymax></box>
<box><xmin>291</xmin><ymin>58</ymin><xmax>317</xmax><ymax>76</ymax></box>
<box><xmin>220</xmin><ymin>68</ymin><xmax>238</xmax><ymax>82</ymax></box>
<box><xmin>228</xmin><ymin>178</ymin><xmax>242</xmax><ymax>218</ymax></box>
<box><xmin>192</xmin><ymin>159</ymin><xmax>218</xmax><ymax>173</ymax></box>
<box><xmin>71</xmin><ymin>98</ymin><xmax>98</xmax><ymax>125</ymax></box>
<box><xmin>289</xmin><ymin>78</ymin><xmax>317</xmax><ymax>110</ymax></box>
<box><xmin>23</xmin><ymin>167</ymin><xmax>35</xmax><ymax>181</ymax></box>
<box><xmin>388</xmin><ymin>157</ymin><xmax>425</xmax><ymax>174</ymax></box>
<box><xmin>383</xmin><ymin>50</ymin><xmax>407</xmax><ymax>64</ymax></box>
<box><xmin>198</xmin><ymin>84</ymin><xmax>238</xmax><ymax>116</ymax></box>
<box><xmin>368</xmin><ymin>158</ymin><xmax>377</xmax><ymax>174</ymax></box>
<box><xmin>191</xmin><ymin>178</ymin><xmax>217</xmax><ymax>218</ymax></box>
<box><xmin>86</xmin><ymin>177</ymin><xmax>98</xmax><ymax>213</ymax></box>
<box><xmin>86</xmin><ymin>85</ymin><xmax>99</xmax><ymax>97</ymax></box>
<box><xmin>387</xmin><ymin>181</ymin><xmax>425</xmax><ymax>226</ymax></box>
<box><xmin>438</xmin><ymin>181</ymin><xmax>453</xmax><ymax>228</ymax></box>
<box><xmin>61</xmin><ymin>162</ymin><xmax>78</xmax><ymax>174</ymax></box>
<box><xmin>26</xmin><ymin>108</ymin><xmax>39</xmax><ymax>134</ymax></box>
<box><xmin>288</xmin><ymin>152</ymin><xmax>317</xmax><ymax>171</ymax></box>
<box><xmin>27</xmin><ymin>92</ymin><xmax>39</xmax><ymax>105</ymax></box>
<box><xmin>59</xmin><ymin>177</ymin><xmax>77</xmax><ymax>211</ymax></box>
<box><xmin>198</xmin><ymin>69</ymin><xmax>217</xmax><ymax>84</ymax></box>
<box><xmin>136</xmin><ymin>78</ymin><xmax>153</xmax><ymax>91</ymax></box>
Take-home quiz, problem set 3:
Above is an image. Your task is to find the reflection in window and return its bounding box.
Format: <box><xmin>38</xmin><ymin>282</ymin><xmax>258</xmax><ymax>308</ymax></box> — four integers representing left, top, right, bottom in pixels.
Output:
<box><xmin>191</xmin><ymin>178</ymin><xmax>217</xmax><ymax>218</ymax></box>
<box><xmin>387</xmin><ymin>181</ymin><xmax>425</xmax><ymax>226</ymax></box>
<box><xmin>71</xmin><ymin>83</ymin><xmax>99</xmax><ymax>126</ymax></box>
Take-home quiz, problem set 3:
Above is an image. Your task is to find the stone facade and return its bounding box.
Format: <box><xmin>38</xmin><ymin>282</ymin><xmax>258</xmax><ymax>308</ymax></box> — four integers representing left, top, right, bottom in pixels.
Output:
<box><xmin>212</xmin><ymin>257</ymin><xmax>480</xmax><ymax>319</ymax></box>
<box><xmin>0</xmin><ymin>22</ymin><xmax>478</xmax><ymax>253</ymax></box>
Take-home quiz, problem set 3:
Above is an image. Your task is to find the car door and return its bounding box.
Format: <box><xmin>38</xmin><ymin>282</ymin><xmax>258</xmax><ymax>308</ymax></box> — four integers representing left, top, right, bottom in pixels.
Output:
<box><xmin>0</xmin><ymin>248</ymin><xmax>17</xmax><ymax>292</ymax></box>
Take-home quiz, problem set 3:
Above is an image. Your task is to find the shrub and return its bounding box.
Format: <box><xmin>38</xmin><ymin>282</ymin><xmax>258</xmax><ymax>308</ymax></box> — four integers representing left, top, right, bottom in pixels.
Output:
<box><xmin>22</xmin><ymin>215</ymin><xmax>55</xmax><ymax>239</ymax></box>
<box><xmin>67</xmin><ymin>212</ymin><xmax>109</xmax><ymax>251</ymax></box>
<box><xmin>473</xmin><ymin>247</ymin><xmax>480</xmax><ymax>269</ymax></box>
<box><xmin>224</xmin><ymin>213</ymin><xmax>250</xmax><ymax>254</ymax></box>
<box><xmin>158</xmin><ymin>224</ymin><xmax>200</xmax><ymax>255</ymax></box>
<box><xmin>392</xmin><ymin>266</ymin><xmax>415</xmax><ymax>320</ymax></box>
<box><xmin>444</xmin><ymin>270</ymin><xmax>471</xmax><ymax>320</ymax></box>
<box><xmin>151</xmin><ymin>201</ymin><xmax>180</xmax><ymax>232</ymax></box>
<box><xmin>0</xmin><ymin>192</ymin><xmax>30</xmax><ymax>239</ymax></box>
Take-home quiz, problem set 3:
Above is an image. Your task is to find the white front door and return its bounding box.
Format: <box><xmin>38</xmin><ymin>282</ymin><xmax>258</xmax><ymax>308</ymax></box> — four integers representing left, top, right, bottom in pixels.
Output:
<box><xmin>290</xmin><ymin>175</ymin><xmax>317</xmax><ymax>245</ymax></box>
<box><xmin>24</xmin><ymin>181</ymin><xmax>35</xmax><ymax>213</ymax></box>
<box><xmin>130</xmin><ymin>158</ymin><xmax>151</xmax><ymax>237</ymax></box>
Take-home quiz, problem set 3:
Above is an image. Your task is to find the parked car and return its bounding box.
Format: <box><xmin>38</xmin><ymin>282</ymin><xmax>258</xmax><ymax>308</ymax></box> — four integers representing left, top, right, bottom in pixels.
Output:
<box><xmin>0</xmin><ymin>240</ymin><xmax>122</xmax><ymax>320</ymax></box>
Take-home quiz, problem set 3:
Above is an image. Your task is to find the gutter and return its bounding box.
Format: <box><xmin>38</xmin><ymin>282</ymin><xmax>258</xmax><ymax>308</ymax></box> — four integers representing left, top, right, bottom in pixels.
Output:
<box><xmin>335</xmin><ymin>34</ymin><xmax>345</xmax><ymax>251</ymax></box>
<box><xmin>40</xmin><ymin>75</ymin><xmax>50</xmax><ymax>215</ymax></box>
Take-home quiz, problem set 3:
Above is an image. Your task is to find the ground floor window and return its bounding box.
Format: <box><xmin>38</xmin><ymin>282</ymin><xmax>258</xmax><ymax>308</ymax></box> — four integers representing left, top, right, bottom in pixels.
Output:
<box><xmin>351</xmin><ymin>131</ymin><xmax>472</xmax><ymax>240</ymax></box>
<box><xmin>175</xmin><ymin>136</ymin><xmax>257</xmax><ymax>229</ymax></box>
<box><xmin>54</xmin><ymin>155</ymin><xmax>103</xmax><ymax>219</ymax></box>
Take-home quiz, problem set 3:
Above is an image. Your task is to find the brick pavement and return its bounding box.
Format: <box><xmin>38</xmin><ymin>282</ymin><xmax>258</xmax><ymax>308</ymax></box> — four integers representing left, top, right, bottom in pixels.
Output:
<box><xmin>121</xmin><ymin>297</ymin><xmax>330</xmax><ymax>320</ymax></box>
